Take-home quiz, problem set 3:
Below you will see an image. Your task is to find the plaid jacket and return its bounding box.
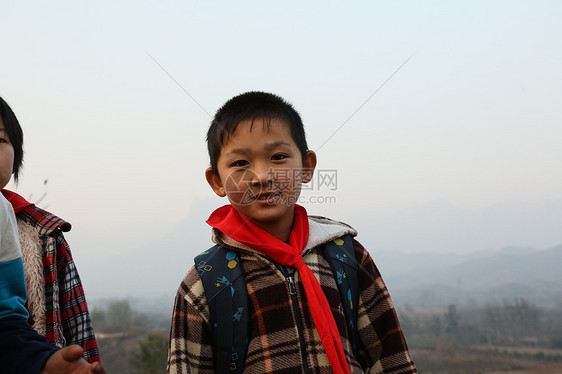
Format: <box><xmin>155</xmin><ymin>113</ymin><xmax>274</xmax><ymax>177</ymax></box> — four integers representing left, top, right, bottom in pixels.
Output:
<box><xmin>168</xmin><ymin>216</ymin><xmax>416</xmax><ymax>373</ymax></box>
<box><xmin>16</xmin><ymin>204</ymin><xmax>100</xmax><ymax>363</ymax></box>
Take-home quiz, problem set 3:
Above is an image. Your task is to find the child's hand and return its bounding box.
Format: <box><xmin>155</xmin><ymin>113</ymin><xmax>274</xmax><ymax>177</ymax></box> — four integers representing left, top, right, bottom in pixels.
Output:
<box><xmin>42</xmin><ymin>345</ymin><xmax>106</xmax><ymax>374</ymax></box>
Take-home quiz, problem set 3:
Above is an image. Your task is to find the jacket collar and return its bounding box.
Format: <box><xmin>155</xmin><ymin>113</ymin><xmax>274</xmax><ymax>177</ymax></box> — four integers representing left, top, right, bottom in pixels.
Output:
<box><xmin>17</xmin><ymin>204</ymin><xmax>71</xmax><ymax>236</ymax></box>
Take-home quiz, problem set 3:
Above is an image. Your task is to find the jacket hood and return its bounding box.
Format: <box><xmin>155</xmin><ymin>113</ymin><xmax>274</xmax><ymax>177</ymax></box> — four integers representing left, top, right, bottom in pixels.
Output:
<box><xmin>305</xmin><ymin>215</ymin><xmax>357</xmax><ymax>251</ymax></box>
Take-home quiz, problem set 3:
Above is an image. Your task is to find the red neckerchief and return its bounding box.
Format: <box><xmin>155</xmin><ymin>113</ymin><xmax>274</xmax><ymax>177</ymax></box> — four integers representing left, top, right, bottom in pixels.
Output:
<box><xmin>1</xmin><ymin>189</ymin><xmax>33</xmax><ymax>213</ymax></box>
<box><xmin>207</xmin><ymin>204</ymin><xmax>351</xmax><ymax>374</ymax></box>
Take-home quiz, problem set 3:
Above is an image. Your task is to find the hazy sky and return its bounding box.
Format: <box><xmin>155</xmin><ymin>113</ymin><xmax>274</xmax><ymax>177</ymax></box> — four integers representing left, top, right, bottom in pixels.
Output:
<box><xmin>2</xmin><ymin>1</ymin><xmax>561</xmax><ymax>266</ymax></box>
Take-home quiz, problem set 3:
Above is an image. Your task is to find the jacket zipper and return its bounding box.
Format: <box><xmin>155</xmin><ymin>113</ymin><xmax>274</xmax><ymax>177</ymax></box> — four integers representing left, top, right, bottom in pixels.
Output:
<box><xmin>282</xmin><ymin>266</ymin><xmax>311</xmax><ymax>374</ymax></box>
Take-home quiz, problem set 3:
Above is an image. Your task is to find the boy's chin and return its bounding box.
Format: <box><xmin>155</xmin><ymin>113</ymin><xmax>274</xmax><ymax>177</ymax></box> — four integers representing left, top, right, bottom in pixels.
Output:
<box><xmin>238</xmin><ymin>205</ymin><xmax>292</xmax><ymax>221</ymax></box>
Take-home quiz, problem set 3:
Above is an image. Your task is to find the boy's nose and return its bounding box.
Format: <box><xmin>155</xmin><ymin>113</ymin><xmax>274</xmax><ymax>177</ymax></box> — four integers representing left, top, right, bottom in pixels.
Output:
<box><xmin>251</xmin><ymin>164</ymin><xmax>273</xmax><ymax>186</ymax></box>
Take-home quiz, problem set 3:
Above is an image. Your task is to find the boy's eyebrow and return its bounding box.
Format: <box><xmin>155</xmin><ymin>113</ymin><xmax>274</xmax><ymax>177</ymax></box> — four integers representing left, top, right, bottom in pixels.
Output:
<box><xmin>226</xmin><ymin>141</ymin><xmax>293</xmax><ymax>157</ymax></box>
<box><xmin>226</xmin><ymin>148</ymin><xmax>251</xmax><ymax>156</ymax></box>
<box><xmin>264</xmin><ymin>141</ymin><xmax>292</xmax><ymax>150</ymax></box>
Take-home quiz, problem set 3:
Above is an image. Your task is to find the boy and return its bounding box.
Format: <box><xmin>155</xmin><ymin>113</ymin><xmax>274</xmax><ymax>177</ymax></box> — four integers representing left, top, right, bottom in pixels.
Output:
<box><xmin>168</xmin><ymin>92</ymin><xmax>417</xmax><ymax>373</ymax></box>
<box><xmin>0</xmin><ymin>96</ymin><xmax>100</xmax><ymax>363</ymax></box>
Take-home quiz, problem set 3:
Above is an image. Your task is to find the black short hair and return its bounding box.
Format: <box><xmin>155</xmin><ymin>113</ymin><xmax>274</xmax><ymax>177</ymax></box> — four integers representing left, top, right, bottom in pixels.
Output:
<box><xmin>207</xmin><ymin>91</ymin><xmax>308</xmax><ymax>175</ymax></box>
<box><xmin>0</xmin><ymin>96</ymin><xmax>24</xmax><ymax>183</ymax></box>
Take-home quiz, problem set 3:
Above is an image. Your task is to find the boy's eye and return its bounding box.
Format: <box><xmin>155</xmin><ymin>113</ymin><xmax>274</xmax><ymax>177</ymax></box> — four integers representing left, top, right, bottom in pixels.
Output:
<box><xmin>271</xmin><ymin>154</ymin><xmax>288</xmax><ymax>161</ymax></box>
<box><xmin>231</xmin><ymin>160</ymin><xmax>249</xmax><ymax>167</ymax></box>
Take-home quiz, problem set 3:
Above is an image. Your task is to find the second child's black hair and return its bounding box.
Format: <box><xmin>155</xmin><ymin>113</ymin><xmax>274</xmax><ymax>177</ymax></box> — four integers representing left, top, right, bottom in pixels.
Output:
<box><xmin>0</xmin><ymin>96</ymin><xmax>24</xmax><ymax>183</ymax></box>
<box><xmin>207</xmin><ymin>91</ymin><xmax>309</xmax><ymax>175</ymax></box>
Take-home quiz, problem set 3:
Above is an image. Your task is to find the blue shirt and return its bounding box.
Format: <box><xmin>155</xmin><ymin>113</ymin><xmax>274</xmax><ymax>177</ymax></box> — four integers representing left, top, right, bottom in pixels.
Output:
<box><xmin>0</xmin><ymin>194</ymin><xmax>28</xmax><ymax>320</ymax></box>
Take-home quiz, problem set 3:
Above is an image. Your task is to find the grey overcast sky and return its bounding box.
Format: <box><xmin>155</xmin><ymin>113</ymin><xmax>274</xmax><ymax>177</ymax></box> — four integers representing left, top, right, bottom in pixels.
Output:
<box><xmin>1</xmin><ymin>1</ymin><xmax>561</xmax><ymax>264</ymax></box>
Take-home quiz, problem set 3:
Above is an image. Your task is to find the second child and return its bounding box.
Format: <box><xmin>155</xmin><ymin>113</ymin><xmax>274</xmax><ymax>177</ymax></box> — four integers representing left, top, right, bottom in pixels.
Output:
<box><xmin>168</xmin><ymin>91</ymin><xmax>417</xmax><ymax>373</ymax></box>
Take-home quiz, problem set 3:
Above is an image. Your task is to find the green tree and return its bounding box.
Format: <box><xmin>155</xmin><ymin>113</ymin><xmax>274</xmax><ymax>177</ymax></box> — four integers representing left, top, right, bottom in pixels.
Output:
<box><xmin>128</xmin><ymin>332</ymin><xmax>169</xmax><ymax>374</ymax></box>
<box><xmin>107</xmin><ymin>299</ymin><xmax>133</xmax><ymax>328</ymax></box>
<box><xmin>483</xmin><ymin>298</ymin><xmax>540</xmax><ymax>346</ymax></box>
<box><xmin>429</xmin><ymin>314</ymin><xmax>442</xmax><ymax>336</ymax></box>
<box><xmin>444</xmin><ymin>304</ymin><xmax>460</xmax><ymax>336</ymax></box>
<box><xmin>506</xmin><ymin>298</ymin><xmax>540</xmax><ymax>344</ymax></box>
<box><xmin>90</xmin><ymin>307</ymin><xmax>106</xmax><ymax>324</ymax></box>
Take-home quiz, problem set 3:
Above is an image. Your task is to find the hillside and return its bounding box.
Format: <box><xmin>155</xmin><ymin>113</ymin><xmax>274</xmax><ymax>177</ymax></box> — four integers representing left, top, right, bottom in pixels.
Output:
<box><xmin>378</xmin><ymin>245</ymin><xmax>562</xmax><ymax>307</ymax></box>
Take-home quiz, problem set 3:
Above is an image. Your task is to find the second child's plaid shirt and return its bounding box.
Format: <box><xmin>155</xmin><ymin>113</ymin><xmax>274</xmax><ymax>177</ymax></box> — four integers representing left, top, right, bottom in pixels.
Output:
<box><xmin>16</xmin><ymin>205</ymin><xmax>100</xmax><ymax>363</ymax></box>
<box><xmin>168</xmin><ymin>216</ymin><xmax>417</xmax><ymax>373</ymax></box>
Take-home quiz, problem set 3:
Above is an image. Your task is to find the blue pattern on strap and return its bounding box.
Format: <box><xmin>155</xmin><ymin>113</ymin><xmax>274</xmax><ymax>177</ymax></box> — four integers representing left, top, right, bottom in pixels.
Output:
<box><xmin>195</xmin><ymin>246</ymin><xmax>248</xmax><ymax>374</ymax></box>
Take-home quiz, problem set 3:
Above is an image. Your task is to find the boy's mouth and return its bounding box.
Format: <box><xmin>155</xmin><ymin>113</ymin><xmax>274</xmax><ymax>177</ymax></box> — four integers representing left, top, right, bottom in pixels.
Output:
<box><xmin>253</xmin><ymin>192</ymin><xmax>281</xmax><ymax>204</ymax></box>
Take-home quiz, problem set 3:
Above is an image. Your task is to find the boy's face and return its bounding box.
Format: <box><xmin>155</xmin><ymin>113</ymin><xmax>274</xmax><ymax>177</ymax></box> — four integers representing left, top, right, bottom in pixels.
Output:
<box><xmin>0</xmin><ymin>119</ymin><xmax>15</xmax><ymax>190</ymax></box>
<box><xmin>206</xmin><ymin>117</ymin><xmax>316</xmax><ymax>240</ymax></box>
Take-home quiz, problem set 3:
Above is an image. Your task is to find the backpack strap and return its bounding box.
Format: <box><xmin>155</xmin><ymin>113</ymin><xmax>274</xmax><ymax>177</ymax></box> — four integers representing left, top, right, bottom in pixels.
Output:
<box><xmin>195</xmin><ymin>245</ymin><xmax>249</xmax><ymax>374</ymax></box>
<box><xmin>323</xmin><ymin>235</ymin><xmax>361</xmax><ymax>359</ymax></box>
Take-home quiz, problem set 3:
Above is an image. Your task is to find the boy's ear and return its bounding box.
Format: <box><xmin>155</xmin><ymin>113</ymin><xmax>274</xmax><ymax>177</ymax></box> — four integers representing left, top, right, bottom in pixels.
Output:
<box><xmin>301</xmin><ymin>150</ymin><xmax>317</xmax><ymax>184</ymax></box>
<box><xmin>205</xmin><ymin>168</ymin><xmax>227</xmax><ymax>197</ymax></box>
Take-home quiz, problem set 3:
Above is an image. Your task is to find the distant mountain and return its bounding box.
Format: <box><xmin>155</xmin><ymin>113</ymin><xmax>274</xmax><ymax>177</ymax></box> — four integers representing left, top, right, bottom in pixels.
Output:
<box><xmin>378</xmin><ymin>244</ymin><xmax>562</xmax><ymax>308</ymax></box>
<box><xmin>82</xmin><ymin>198</ymin><xmax>562</xmax><ymax>311</ymax></box>
<box><xmin>372</xmin><ymin>244</ymin><xmax>542</xmax><ymax>286</ymax></box>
